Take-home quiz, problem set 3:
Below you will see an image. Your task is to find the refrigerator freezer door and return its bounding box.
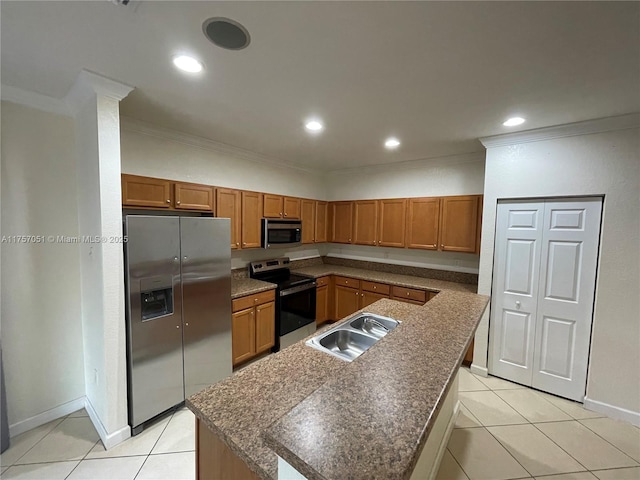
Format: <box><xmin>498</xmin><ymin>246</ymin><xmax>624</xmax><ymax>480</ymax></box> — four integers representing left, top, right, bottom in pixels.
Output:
<box><xmin>125</xmin><ymin>216</ymin><xmax>184</xmax><ymax>429</ymax></box>
<box><xmin>180</xmin><ymin>217</ymin><xmax>233</xmax><ymax>397</ymax></box>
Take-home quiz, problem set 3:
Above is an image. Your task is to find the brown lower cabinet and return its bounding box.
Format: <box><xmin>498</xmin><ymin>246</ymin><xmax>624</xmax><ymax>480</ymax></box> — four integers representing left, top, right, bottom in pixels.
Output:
<box><xmin>332</xmin><ymin>276</ymin><xmax>437</xmax><ymax>319</ymax></box>
<box><xmin>196</xmin><ymin>419</ymin><xmax>260</xmax><ymax>480</ymax></box>
<box><xmin>315</xmin><ymin>276</ymin><xmax>331</xmax><ymax>325</ymax></box>
<box><xmin>231</xmin><ymin>290</ymin><xmax>275</xmax><ymax>367</ymax></box>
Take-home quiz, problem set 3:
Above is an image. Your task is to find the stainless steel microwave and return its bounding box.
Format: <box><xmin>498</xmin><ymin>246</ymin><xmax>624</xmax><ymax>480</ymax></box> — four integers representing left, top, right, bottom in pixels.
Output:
<box><xmin>262</xmin><ymin>219</ymin><xmax>302</xmax><ymax>248</ymax></box>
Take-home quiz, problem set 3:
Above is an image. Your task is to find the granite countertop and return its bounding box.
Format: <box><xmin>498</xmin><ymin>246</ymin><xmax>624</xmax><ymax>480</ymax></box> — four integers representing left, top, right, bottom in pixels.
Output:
<box><xmin>187</xmin><ymin>286</ymin><xmax>489</xmax><ymax>480</ymax></box>
<box><xmin>292</xmin><ymin>264</ymin><xmax>477</xmax><ymax>293</ymax></box>
<box><xmin>231</xmin><ymin>277</ymin><xmax>276</xmax><ymax>299</ymax></box>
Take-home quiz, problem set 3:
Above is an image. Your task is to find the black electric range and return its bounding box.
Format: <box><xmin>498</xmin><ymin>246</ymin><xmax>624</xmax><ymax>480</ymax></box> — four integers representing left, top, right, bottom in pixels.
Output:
<box><xmin>249</xmin><ymin>258</ymin><xmax>317</xmax><ymax>351</ymax></box>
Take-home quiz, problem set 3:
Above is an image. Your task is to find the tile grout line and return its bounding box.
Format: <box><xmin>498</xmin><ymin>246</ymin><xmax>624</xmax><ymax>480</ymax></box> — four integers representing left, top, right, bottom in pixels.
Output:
<box><xmin>529</xmin><ymin>421</ymin><xmax>592</xmax><ymax>473</ymax></box>
<box><xmin>576</xmin><ymin>420</ymin><xmax>640</xmax><ymax>467</ymax></box>
<box><xmin>445</xmin><ymin>446</ymin><xmax>471</xmax><ymax>480</ymax></box>
<box><xmin>3</xmin><ymin>416</ymin><xmax>67</xmax><ymax>468</ymax></box>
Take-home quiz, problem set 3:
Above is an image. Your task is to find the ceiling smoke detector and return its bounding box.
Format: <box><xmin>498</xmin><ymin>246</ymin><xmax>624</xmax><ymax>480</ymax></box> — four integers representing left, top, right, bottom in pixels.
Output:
<box><xmin>203</xmin><ymin>18</ymin><xmax>251</xmax><ymax>50</ymax></box>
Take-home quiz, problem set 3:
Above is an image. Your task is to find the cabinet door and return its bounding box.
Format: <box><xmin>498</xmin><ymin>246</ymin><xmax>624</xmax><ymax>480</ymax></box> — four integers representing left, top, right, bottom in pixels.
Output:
<box><xmin>315</xmin><ymin>201</ymin><xmax>328</xmax><ymax>243</ymax></box>
<box><xmin>283</xmin><ymin>197</ymin><xmax>301</xmax><ymax>219</ymax></box>
<box><xmin>255</xmin><ymin>301</ymin><xmax>275</xmax><ymax>354</ymax></box>
<box><xmin>263</xmin><ymin>194</ymin><xmax>283</xmax><ymax>218</ymax></box>
<box><xmin>406</xmin><ymin>197</ymin><xmax>440</xmax><ymax>250</ymax></box>
<box><xmin>360</xmin><ymin>291</ymin><xmax>388</xmax><ymax>308</ymax></box>
<box><xmin>174</xmin><ymin>183</ymin><xmax>214</xmax><ymax>211</ymax></box>
<box><xmin>353</xmin><ymin>200</ymin><xmax>378</xmax><ymax>246</ymax></box>
<box><xmin>334</xmin><ymin>285</ymin><xmax>360</xmax><ymax>320</ymax></box>
<box><xmin>121</xmin><ymin>174</ymin><xmax>171</xmax><ymax>208</ymax></box>
<box><xmin>439</xmin><ymin>195</ymin><xmax>480</xmax><ymax>253</ymax></box>
<box><xmin>216</xmin><ymin>188</ymin><xmax>241</xmax><ymax>249</ymax></box>
<box><xmin>232</xmin><ymin>308</ymin><xmax>255</xmax><ymax>366</ymax></box>
<box><xmin>378</xmin><ymin>199</ymin><xmax>406</xmax><ymax>248</ymax></box>
<box><xmin>301</xmin><ymin>199</ymin><xmax>316</xmax><ymax>244</ymax></box>
<box><xmin>241</xmin><ymin>191</ymin><xmax>263</xmax><ymax>248</ymax></box>
<box><xmin>316</xmin><ymin>285</ymin><xmax>329</xmax><ymax>325</ymax></box>
<box><xmin>331</xmin><ymin>202</ymin><xmax>354</xmax><ymax>243</ymax></box>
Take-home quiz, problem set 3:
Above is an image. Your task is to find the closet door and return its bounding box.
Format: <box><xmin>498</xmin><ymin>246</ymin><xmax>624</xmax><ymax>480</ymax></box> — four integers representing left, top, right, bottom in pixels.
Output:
<box><xmin>490</xmin><ymin>198</ymin><xmax>602</xmax><ymax>401</ymax></box>
<box><xmin>531</xmin><ymin>198</ymin><xmax>602</xmax><ymax>401</ymax></box>
<box><xmin>489</xmin><ymin>202</ymin><xmax>544</xmax><ymax>386</ymax></box>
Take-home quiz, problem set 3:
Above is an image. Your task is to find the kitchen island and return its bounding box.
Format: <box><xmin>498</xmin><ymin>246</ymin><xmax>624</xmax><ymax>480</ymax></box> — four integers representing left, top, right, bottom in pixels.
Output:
<box><xmin>187</xmin><ymin>289</ymin><xmax>488</xmax><ymax>480</ymax></box>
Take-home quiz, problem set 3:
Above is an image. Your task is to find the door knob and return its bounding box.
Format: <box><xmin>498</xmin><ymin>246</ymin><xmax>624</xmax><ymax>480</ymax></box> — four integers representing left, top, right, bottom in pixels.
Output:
<box><xmin>515</xmin><ymin>301</ymin><xmax>521</xmax><ymax>310</ymax></box>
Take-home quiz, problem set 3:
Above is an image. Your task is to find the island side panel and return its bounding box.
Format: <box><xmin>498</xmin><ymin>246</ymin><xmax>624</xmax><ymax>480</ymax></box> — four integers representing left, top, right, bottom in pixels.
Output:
<box><xmin>196</xmin><ymin>418</ymin><xmax>261</xmax><ymax>480</ymax></box>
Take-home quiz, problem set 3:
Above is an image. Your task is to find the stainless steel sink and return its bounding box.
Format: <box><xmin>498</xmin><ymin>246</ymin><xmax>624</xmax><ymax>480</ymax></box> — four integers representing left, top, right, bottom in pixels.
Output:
<box><xmin>349</xmin><ymin>314</ymin><xmax>400</xmax><ymax>338</ymax></box>
<box><xmin>306</xmin><ymin>312</ymin><xmax>400</xmax><ymax>362</ymax></box>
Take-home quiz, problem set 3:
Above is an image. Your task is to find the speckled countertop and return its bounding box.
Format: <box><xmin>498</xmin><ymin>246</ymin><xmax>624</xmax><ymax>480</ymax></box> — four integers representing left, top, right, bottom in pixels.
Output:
<box><xmin>187</xmin><ymin>287</ymin><xmax>489</xmax><ymax>480</ymax></box>
<box><xmin>231</xmin><ymin>277</ymin><xmax>276</xmax><ymax>299</ymax></box>
<box><xmin>291</xmin><ymin>265</ymin><xmax>477</xmax><ymax>293</ymax></box>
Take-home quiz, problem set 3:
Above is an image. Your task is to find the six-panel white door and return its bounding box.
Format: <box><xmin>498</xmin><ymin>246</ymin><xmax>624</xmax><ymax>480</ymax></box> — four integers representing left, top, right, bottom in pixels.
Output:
<box><xmin>489</xmin><ymin>198</ymin><xmax>602</xmax><ymax>401</ymax></box>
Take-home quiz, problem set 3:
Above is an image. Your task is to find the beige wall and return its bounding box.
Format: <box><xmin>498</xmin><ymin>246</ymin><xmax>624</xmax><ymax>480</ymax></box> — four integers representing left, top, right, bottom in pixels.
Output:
<box><xmin>475</xmin><ymin>127</ymin><xmax>640</xmax><ymax>421</ymax></box>
<box><xmin>0</xmin><ymin>101</ymin><xmax>85</xmax><ymax>428</ymax></box>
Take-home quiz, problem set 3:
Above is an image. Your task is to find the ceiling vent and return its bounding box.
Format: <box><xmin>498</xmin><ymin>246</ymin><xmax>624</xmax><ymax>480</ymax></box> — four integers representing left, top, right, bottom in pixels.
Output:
<box><xmin>202</xmin><ymin>18</ymin><xmax>250</xmax><ymax>50</ymax></box>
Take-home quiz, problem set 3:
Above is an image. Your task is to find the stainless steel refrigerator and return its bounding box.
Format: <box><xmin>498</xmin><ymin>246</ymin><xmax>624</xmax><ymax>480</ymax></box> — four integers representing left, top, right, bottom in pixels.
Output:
<box><xmin>124</xmin><ymin>215</ymin><xmax>232</xmax><ymax>435</ymax></box>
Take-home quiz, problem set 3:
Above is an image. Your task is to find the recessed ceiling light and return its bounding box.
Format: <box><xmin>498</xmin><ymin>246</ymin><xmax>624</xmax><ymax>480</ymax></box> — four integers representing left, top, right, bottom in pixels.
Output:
<box><xmin>203</xmin><ymin>18</ymin><xmax>251</xmax><ymax>50</ymax></box>
<box><xmin>305</xmin><ymin>119</ymin><xmax>324</xmax><ymax>132</ymax></box>
<box><xmin>503</xmin><ymin>117</ymin><xmax>526</xmax><ymax>127</ymax></box>
<box><xmin>384</xmin><ymin>137</ymin><xmax>401</xmax><ymax>149</ymax></box>
<box><xmin>172</xmin><ymin>55</ymin><xmax>203</xmax><ymax>73</ymax></box>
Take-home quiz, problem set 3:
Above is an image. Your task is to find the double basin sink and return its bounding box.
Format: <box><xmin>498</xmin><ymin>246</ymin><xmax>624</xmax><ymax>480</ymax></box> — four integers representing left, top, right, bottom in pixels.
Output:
<box><xmin>306</xmin><ymin>313</ymin><xmax>400</xmax><ymax>362</ymax></box>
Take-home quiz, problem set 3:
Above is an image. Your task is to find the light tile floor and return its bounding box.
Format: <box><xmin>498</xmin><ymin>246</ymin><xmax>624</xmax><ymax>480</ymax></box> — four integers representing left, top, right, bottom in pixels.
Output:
<box><xmin>1</xmin><ymin>368</ymin><xmax>638</xmax><ymax>480</ymax></box>
<box><xmin>436</xmin><ymin>368</ymin><xmax>640</xmax><ymax>480</ymax></box>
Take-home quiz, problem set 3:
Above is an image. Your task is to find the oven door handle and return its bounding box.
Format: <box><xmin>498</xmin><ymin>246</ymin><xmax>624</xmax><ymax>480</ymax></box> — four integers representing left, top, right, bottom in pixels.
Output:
<box><xmin>280</xmin><ymin>282</ymin><xmax>317</xmax><ymax>297</ymax></box>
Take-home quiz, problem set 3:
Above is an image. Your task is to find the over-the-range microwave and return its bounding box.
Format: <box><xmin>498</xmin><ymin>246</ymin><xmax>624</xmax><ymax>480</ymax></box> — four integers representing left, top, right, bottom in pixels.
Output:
<box><xmin>261</xmin><ymin>219</ymin><xmax>302</xmax><ymax>248</ymax></box>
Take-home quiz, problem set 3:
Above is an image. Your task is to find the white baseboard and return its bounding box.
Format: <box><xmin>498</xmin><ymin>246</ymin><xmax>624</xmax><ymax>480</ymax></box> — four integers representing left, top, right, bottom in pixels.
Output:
<box><xmin>470</xmin><ymin>363</ymin><xmax>488</xmax><ymax>377</ymax></box>
<box><xmin>9</xmin><ymin>396</ymin><xmax>86</xmax><ymax>438</ymax></box>
<box><xmin>84</xmin><ymin>397</ymin><xmax>131</xmax><ymax>449</ymax></box>
<box><xmin>583</xmin><ymin>397</ymin><xmax>640</xmax><ymax>427</ymax></box>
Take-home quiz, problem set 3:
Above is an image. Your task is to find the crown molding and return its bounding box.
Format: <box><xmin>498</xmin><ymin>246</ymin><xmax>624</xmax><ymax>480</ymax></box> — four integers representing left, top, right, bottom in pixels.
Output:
<box><xmin>65</xmin><ymin>69</ymin><xmax>134</xmax><ymax>114</ymax></box>
<box><xmin>120</xmin><ymin>116</ymin><xmax>321</xmax><ymax>175</ymax></box>
<box><xmin>480</xmin><ymin>113</ymin><xmax>640</xmax><ymax>149</ymax></box>
<box><xmin>325</xmin><ymin>150</ymin><xmax>486</xmax><ymax>176</ymax></box>
<box><xmin>1</xmin><ymin>84</ymin><xmax>71</xmax><ymax>116</ymax></box>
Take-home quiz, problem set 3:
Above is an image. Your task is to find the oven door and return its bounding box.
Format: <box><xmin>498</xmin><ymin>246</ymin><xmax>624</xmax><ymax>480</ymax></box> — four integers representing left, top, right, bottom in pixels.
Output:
<box><xmin>278</xmin><ymin>282</ymin><xmax>316</xmax><ymax>347</ymax></box>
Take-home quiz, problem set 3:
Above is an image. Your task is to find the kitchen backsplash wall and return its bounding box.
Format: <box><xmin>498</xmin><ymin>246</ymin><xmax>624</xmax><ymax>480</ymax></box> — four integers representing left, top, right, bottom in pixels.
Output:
<box><xmin>323</xmin><ymin>257</ymin><xmax>478</xmax><ymax>284</ymax></box>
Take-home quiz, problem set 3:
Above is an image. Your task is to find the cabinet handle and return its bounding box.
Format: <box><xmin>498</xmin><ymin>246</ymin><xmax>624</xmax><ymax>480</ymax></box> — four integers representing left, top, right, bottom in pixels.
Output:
<box><xmin>348</xmin><ymin>238</ymin><xmax>352</xmax><ymax>242</ymax></box>
<box><xmin>243</xmin><ymin>242</ymin><xmax>247</xmax><ymax>246</ymax></box>
<box><xmin>176</xmin><ymin>200</ymin><xmax>181</xmax><ymax>205</ymax></box>
<box><xmin>361</xmin><ymin>293</ymin><xmax>364</xmax><ymax>297</ymax></box>
<box><xmin>406</xmin><ymin>292</ymin><xmax>410</xmax><ymax>296</ymax></box>
<box><xmin>284</xmin><ymin>213</ymin><xmax>288</xmax><ymax>217</ymax></box>
<box><xmin>355</xmin><ymin>292</ymin><xmax>358</xmax><ymax>296</ymax></box>
<box><xmin>185</xmin><ymin>322</ymin><xmax>189</xmax><ymax>326</ymax></box>
<box><xmin>236</xmin><ymin>242</ymin><xmax>240</xmax><ymax>246</ymax></box>
<box><xmin>441</xmin><ymin>244</ymin><xmax>444</xmax><ymax>248</ymax></box>
<box><xmin>280</xmin><ymin>212</ymin><xmax>283</xmax><ymax>217</ymax></box>
<box><xmin>166</xmin><ymin>199</ymin><xmax>170</xmax><ymax>203</ymax></box>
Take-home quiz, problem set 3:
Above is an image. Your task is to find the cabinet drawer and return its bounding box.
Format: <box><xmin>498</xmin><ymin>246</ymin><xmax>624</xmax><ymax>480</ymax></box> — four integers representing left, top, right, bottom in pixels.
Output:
<box><xmin>232</xmin><ymin>289</ymin><xmax>275</xmax><ymax>312</ymax></box>
<box><xmin>361</xmin><ymin>281</ymin><xmax>390</xmax><ymax>295</ymax></box>
<box><xmin>334</xmin><ymin>276</ymin><xmax>360</xmax><ymax>289</ymax></box>
<box><xmin>316</xmin><ymin>276</ymin><xmax>330</xmax><ymax>287</ymax></box>
<box><xmin>392</xmin><ymin>286</ymin><xmax>427</xmax><ymax>303</ymax></box>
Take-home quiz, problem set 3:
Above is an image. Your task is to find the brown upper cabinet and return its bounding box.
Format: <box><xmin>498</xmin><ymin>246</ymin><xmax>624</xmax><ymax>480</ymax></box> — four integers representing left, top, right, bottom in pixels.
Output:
<box><xmin>301</xmin><ymin>199</ymin><xmax>316</xmax><ymax>244</ymax></box>
<box><xmin>378</xmin><ymin>199</ymin><xmax>406</xmax><ymax>248</ymax></box>
<box><xmin>216</xmin><ymin>188</ymin><xmax>241</xmax><ymax>249</ymax></box>
<box><xmin>353</xmin><ymin>200</ymin><xmax>378</xmax><ymax>246</ymax></box>
<box><xmin>331</xmin><ymin>201</ymin><xmax>354</xmax><ymax>244</ymax></box>
<box><xmin>122</xmin><ymin>174</ymin><xmax>172</xmax><ymax>209</ymax></box>
<box><xmin>241</xmin><ymin>191</ymin><xmax>263</xmax><ymax>249</ymax></box>
<box><xmin>263</xmin><ymin>194</ymin><xmax>301</xmax><ymax>219</ymax></box>
<box><xmin>439</xmin><ymin>195</ymin><xmax>480</xmax><ymax>253</ymax></box>
<box><xmin>174</xmin><ymin>182</ymin><xmax>214</xmax><ymax>212</ymax></box>
<box><xmin>315</xmin><ymin>201</ymin><xmax>328</xmax><ymax>243</ymax></box>
<box><xmin>406</xmin><ymin>197</ymin><xmax>440</xmax><ymax>250</ymax></box>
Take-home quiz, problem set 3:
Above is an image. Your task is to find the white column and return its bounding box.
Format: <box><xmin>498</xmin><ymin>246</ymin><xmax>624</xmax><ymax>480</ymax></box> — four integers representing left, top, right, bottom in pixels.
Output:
<box><xmin>66</xmin><ymin>70</ymin><xmax>134</xmax><ymax>448</ymax></box>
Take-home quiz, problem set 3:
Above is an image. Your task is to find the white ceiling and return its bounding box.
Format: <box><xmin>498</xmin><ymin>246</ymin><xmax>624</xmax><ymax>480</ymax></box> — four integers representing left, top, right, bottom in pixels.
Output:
<box><xmin>2</xmin><ymin>1</ymin><xmax>638</xmax><ymax>172</ymax></box>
